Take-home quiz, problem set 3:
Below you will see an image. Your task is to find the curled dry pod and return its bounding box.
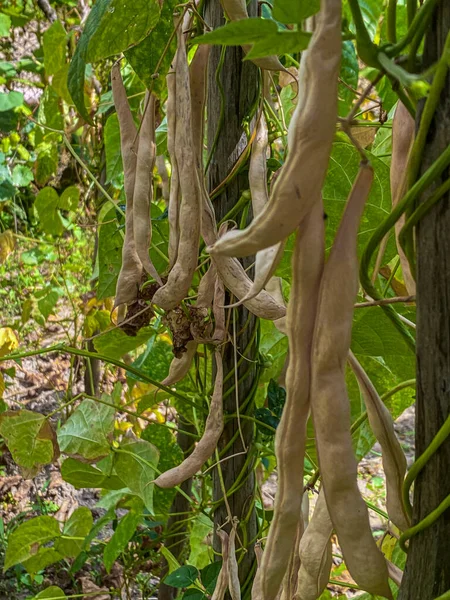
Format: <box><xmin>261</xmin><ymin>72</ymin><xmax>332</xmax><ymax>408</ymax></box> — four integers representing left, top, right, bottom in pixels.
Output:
<box><xmin>133</xmin><ymin>92</ymin><xmax>162</xmax><ymax>285</ymax></box>
<box><xmin>251</xmin><ymin>542</ymin><xmax>263</xmax><ymax>600</ymax></box>
<box><xmin>154</xmin><ymin>350</ymin><xmax>224</xmax><ymax>488</ymax></box>
<box><xmin>213</xmin><ymin>529</ymin><xmax>230</xmax><ymax>600</ymax></box>
<box><xmin>265</xmin><ymin>276</ymin><xmax>287</xmax><ymax>334</ymax></box>
<box><xmin>280</xmin><ymin>514</ymin><xmax>305</xmax><ymax>600</ymax></box>
<box><xmin>208</xmin><ymin>0</ymin><xmax>341</xmax><ymax>258</ymax></box>
<box><xmin>295</xmin><ymin>489</ymin><xmax>333</xmax><ymax>600</ymax></box>
<box><xmin>311</xmin><ymin>163</ymin><xmax>391</xmax><ymax>598</ymax></box>
<box><xmin>190</xmin><ymin>44</ymin><xmax>210</xmax><ymax>170</ymax></box>
<box><xmin>348</xmin><ymin>351</ymin><xmax>409</xmax><ymax>531</ymax></box>
<box><xmin>152</xmin><ymin>22</ymin><xmax>202</xmax><ymax>311</ymax></box>
<box><xmin>213</xmin><ymin>274</ymin><xmax>226</xmax><ymax>343</ymax></box>
<box><xmin>161</xmin><ymin>340</ymin><xmax>197</xmax><ymax>386</ymax></box>
<box><xmin>261</xmin><ymin>199</ymin><xmax>325</xmax><ymax>600</ymax></box>
<box><xmin>111</xmin><ymin>64</ymin><xmax>143</xmax><ymax>308</ymax></box>
<box><xmin>166</xmin><ymin>65</ymin><xmax>180</xmax><ymax>270</ymax></box>
<box><xmin>228</xmin><ymin>518</ymin><xmax>241</xmax><ymax>600</ymax></box>
<box><xmin>391</xmin><ymin>101</ymin><xmax>416</xmax><ymax>295</ymax></box>
<box><xmin>220</xmin><ymin>0</ymin><xmax>285</xmax><ymax>71</ymax></box>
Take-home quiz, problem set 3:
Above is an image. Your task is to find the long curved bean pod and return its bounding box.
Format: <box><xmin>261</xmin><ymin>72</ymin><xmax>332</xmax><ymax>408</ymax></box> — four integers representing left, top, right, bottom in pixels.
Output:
<box><xmin>251</xmin><ymin>543</ymin><xmax>263</xmax><ymax>600</ymax></box>
<box><xmin>311</xmin><ymin>163</ymin><xmax>391</xmax><ymax>598</ymax></box>
<box><xmin>166</xmin><ymin>66</ymin><xmax>180</xmax><ymax>270</ymax></box>
<box><xmin>348</xmin><ymin>350</ymin><xmax>410</xmax><ymax>532</ymax></box>
<box><xmin>133</xmin><ymin>92</ymin><xmax>162</xmax><ymax>285</ymax></box>
<box><xmin>228</xmin><ymin>518</ymin><xmax>241</xmax><ymax>600</ymax></box>
<box><xmin>295</xmin><ymin>489</ymin><xmax>333</xmax><ymax>600</ymax></box>
<box><xmin>152</xmin><ymin>23</ymin><xmax>202</xmax><ymax>311</ymax></box>
<box><xmin>111</xmin><ymin>64</ymin><xmax>143</xmax><ymax>308</ymax></box>
<box><xmin>208</xmin><ymin>0</ymin><xmax>341</xmax><ymax>258</ymax></box>
<box><xmin>154</xmin><ymin>350</ymin><xmax>224</xmax><ymax>488</ymax></box>
<box><xmin>391</xmin><ymin>101</ymin><xmax>416</xmax><ymax>295</ymax></box>
<box><xmin>261</xmin><ymin>199</ymin><xmax>325</xmax><ymax>600</ymax></box>
<box><xmin>190</xmin><ymin>44</ymin><xmax>210</xmax><ymax>170</ymax></box>
<box><xmin>212</xmin><ymin>530</ymin><xmax>230</xmax><ymax>600</ymax></box>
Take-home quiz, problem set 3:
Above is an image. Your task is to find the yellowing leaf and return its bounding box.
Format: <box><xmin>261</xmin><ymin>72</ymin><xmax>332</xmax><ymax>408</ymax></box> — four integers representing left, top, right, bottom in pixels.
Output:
<box><xmin>0</xmin><ymin>230</ymin><xmax>14</xmax><ymax>263</ymax></box>
<box><xmin>0</xmin><ymin>327</ymin><xmax>19</xmax><ymax>357</ymax></box>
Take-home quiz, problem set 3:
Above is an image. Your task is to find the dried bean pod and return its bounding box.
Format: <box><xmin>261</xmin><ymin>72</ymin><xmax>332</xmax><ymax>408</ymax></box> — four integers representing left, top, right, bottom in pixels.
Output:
<box><xmin>208</xmin><ymin>0</ymin><xmax>341</xmax><ymax>258</ymax></box>
<box><xmin>311</xmin><ymin>163</ymin><xmax>391</xmax><ymax>598</ymax></box>
<box><xmin>391</xmin><ymin>102</ymin><xmax>416</xmax><ymax>295</ymax></box>
<box><xmin>152</xmin><ymin>24</ymin><xmax>202</xmax><ymax>311</ymax></box>
<box><xmin>133</xmin><ymin>92</ymin><xmax>162</xmax><ymax>285</ymax></box>
<box><xmin>251</xmin><ymin>542</ymin><xmax>263</xmax><ymax>600</ymax></box>
<box><xmin>212</xmin><ymin>530</ymin><xmax>230</xmax><ymax>600</ymax></box>
<box><xmin>166</xmin><ymin>65</ymin><xmax>181</xmax><ymax>270</ymax></box>
<box><xmin>154</xmin><ymin>350</ymin><xmax>224</xmax><ymax>488</ymax></box>
<box><xmin>162</xmin><ymin>340</ymin><xmax>198</xmax><ymax>386</ymax></box>
<box><xmin>228</xmin><ymin>518</ymin><xmax>241</xmax><ymax>600</ymax></box>
<box><xmin>261</xmin><ymin>199</ymin><xmax>325</xmax><ymax>600</ymax></box>
<box><xmin>295</xmin><ymin>489</ymin><xmax>333</xmax><ymax>600</ymax></box>
<box><xmin>111</xmin><ymin>64</ymin><xmax>143</xmax><ymax>308</ymax></box>
<box><xmin>387</xmin><ymin>560</ymin><xmax>403</xmax><ymax>588</ymax></box>
<box><xmin>265</xmin><ymin>276</ymin><xmax>287</xmax><ymax>334</ymax></box>
<box><xmin>348</xmin><ymin>350</ymin><xmax>409</xmax><ymax>532</ymax></box>
<box><xmin>220</xmin><ymin>0</ymin><xmax>286</xmax><ymax>71</ymax></box>
<box><xmin>213</xmin><ymin>274</ymin><xmax>226</xmax><ymax>342</ymax></box>
<box><xmin>280</xmin><ymin>514</ymin><xmax>305</xmax><ymax>600</ymax></box>
<box><xmin>190</xmin><ymin>44</ymin><xmax>210</xmax><ymax>169</ymax></box>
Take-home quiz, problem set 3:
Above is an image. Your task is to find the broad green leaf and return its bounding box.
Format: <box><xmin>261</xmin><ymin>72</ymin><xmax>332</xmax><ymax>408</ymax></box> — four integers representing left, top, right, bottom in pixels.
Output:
<box><xmin>86</xmin><ymin>0</ymin><xmax>161</xmax><ymax>63</ymax></box>
<box><xmin>188</xmin><ymin>513</ymin><xmax>213</xmax><ymax>569</ymax></box>
<box><xmin>130</xmin><ymin>337</ymin><xmax>172</xmax><ymax>384</ymax></box>
<box><xmin>165</xmin><ymin>565</ymin><xmax>199</xmax><ymax>588</ymax></box>
<box><xmin>4</xmin><ymin>515</ymin><xmax>61</xmax><ymax>570</ymax></box>
<box><xmin>34</xmin><ymin>587</ymin><xmax>67</xmax><ymax>599</ymax></box>
<box><xmin>35</xmin><ymin>142</ymin><xmax>59</xmax><ymax>186</ymax></box>
<box><xmin>61</xmin><ymin>457</ymin><xmax>124</xmax><ymax>489</ymax></box>
<box><xmin>35</xmin><ymin>187</ymin><xmax>64</xmax><ymax>236</ymax></box>
<box><xmin>52</xmin><ymin>64</ymin><xmax>73</xmax><ymax>104</ymax></box>
<box><xmin>67</xmin><ymin>0</ymin><xmax>111</xmax><ymax>122</ymax></box>
<box><xmin>60</xmin><ymin>185</ymin><xmax>80</xmax><ymax>211</ymax></box>
<box><xmin>338</xmin><ymin>41</ymin><xmax>359</xmax><ymax>117</ymax></box>
<box><xmin>114</xmin><ymin>439</ymin><xmax>159</xmax><ymax>513</ymax></box>
<box><xmin>273</xmin><ymin>0</ymin><xmax>320</xmax><ymax>24</ymax></box>
<box><xmin>43</xmin><ymin>20</ymin><xmax>67</xmax><ymax>76</ymax></box>
<box><xmin>22</xmin><ymin>547</ymin><xmax>63</xmax><ymax>576</ymax></box>
<box><xmin>93</xmin><ymin>324</ymin><xmax>156</xmax><ymax>360</ymax></box>
<box><xmin>35</xmin><ymin>285</ymin><xmax>63</xmax><ymax>320</ymax></box>
<box><xmin>125</xmin><ymin>0</ymin><xmax>178</xmax><ymax>97</ymax></box>
<box><xmin>0</xmin><ymin>13</ymin><xmax>12</xmax><ymax>37</ymax></box>
<box><xmin>104</xmin><ymin>113</ymin><xmax>123</xmax><ymax>185</ymax></box>
<box><xmin>141</xmin><ymin>423</ymin><xmax>183</xmax><ymax>516</ymax></box>
<box><xmin>345</xmin><ymin>0</ymin><xmax>383</xmax><ymax>38</ymax></box>
<box><xmin>57</xmin><ymin>398</ymin><xmax>115</xmax><ymax>461</ymax></box>
<box><xmin>0</xmin><ymin>91</ymin><xmax>23</xmax><ymax>111</ymax></box>
<box><xmin>37</xmin><ymin>85</ymin><xmax>64</xmax><ymax>133</ymax></box>
<box><xmin>245</xmin><ymin>30</ymin><xmax>311</xmax><ymax>60</ymax></box>
<box><xmin>97</xmin><ymin>203</ymin><xmax>123</xmax><ymax>299</ymax></box>
<box><xmin>0</xmin><ymin>61</ymin><xmax>16</xmax><ymax>78</ymax></box>
<box><xmin>12</xmin><ymin>164</ymin><xmax>33</xmax><ymax>186</ymax></box>
<box><xmin>0</xmin><ymin>410</ymin><xmax>55</xmax><ymax>470</ymax></box>
<box><xmin>54</xmin><ymin>507</ymin><xmax>93</xmax><ymax>558</ymax></box>
<box><xmin>201</xmin><ymin>561</ymin><xmax>223</xmax><ymax>594</ymax></box>
<box><xmin>103</xmin><ymin>505</ymin><xmax>143</xmax><ymax>572</ymax></box>
<box><xmin>160</xmin><ymin>545</ymin><xmax>181</xmax><ymax>573</ymax></box>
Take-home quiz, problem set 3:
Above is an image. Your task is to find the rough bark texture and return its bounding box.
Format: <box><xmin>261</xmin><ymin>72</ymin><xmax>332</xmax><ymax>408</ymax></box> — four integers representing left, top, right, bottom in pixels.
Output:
<box><xmin>398</xmin><ymin>4</ymin><xmax>450</xmax><ymax>599</ymax></box>
<box><xmin>206</xmin><ymin>1</ymin><xmax>259</xmax><ymax>596</ymax></box>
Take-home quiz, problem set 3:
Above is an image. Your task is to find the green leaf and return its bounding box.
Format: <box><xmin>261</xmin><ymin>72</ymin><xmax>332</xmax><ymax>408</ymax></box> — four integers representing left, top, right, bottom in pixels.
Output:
<box><xmin>114</xmin><ymin>439</ymin><xmax>159</xmax><ymax>513</ymax></box>
<box><xmin>4</xmin><ymin>515</ymin><xmax>61</xmax><ymax>570</ymax></box>
<box><xmin>34</xmin><ymin>587</ymin><xmax>67</xmax><ymax>600</ymax></box>
<box><xmin>86</xmin><ymin>0</ymin><xmax>161</xmax><ymax>63</ymax></box>
<box><xmin>60</xmin><ymin>185</ymin><xmax>80</xmax><ymax>211</ymax></box>
<box><xmin>188</xmin><ymin>513</ymin><xmax>213</xmax><ymax>569</ymax></box>
<box><xmin>35</xmin><ymin>142</ymin><xmax>59</xmax><ymax>186</ymax></box>
<box><xmin>165</xmin><ymin>565</ymin><xmax>199</xmax><ymax>588</ymax></box>
<box><xmin>22</xmin><ymin>547</ymin><xmax>63</xmax><ymax>576</ymax></box>
<box><xmin>97</xmin><ymin>203</ymin><xmax>123</xmax><ymax>299</ymax></box>
<box><xmin>0</xmin><ymin>13</ymin><xmax>12</xmax><ymax>38</ymax></box>
<box><xmin>196</xmin><ymin>18</ymin><xmax>276</xmax><ymax>45</ymax></box>
<box><xmin>54</xmin><ymin>507</ymin><xmax>93</xmax><ymax>558</ymax></box>
<box><xmin>244</xmin><ymin>30</ymin><xmax>311</xmax><ymax>60</ymax></box>
<box><xmin>93</xmin><ymin>324</ymin><xmax>156</xmax><ymax>360</ymax></box>
<box><xmin>201</xmin><ymin>561</ymin><xmax>223</xmax><ymax>594</ymax></box>
<box><xmin>67</xmin><ymin>0</ymin><xmax>111</xmax><ymax>123</ymax></box>
<box><xmin>160</xmin><ymin>545</ymin><xmax>181</xmax><ymax>572</ymax></box>
<box><xmin>61</xmin><ymin>457</ymin><xmax>124</xmax><ymax>490</ymax></box>
<box><xmin>57</xmin><ymin>398</ymin><xmax>115</xmax><ymax>461</ymax></box>
<box><xmin>124</xmin><ymin>0</ymin><xmax>179</xmax><ymax>97</ymax></box>
<box><xmin>130</xmin><ymin>337</ymin><xmax>172</xmax><ymax>384</ymax></box>
<box><xmin>12</xmin><ymin>164</ymin><xmax>33</xmax><ymax>187</ymax></box>
<box><xmin>43</xmin><ymin>20</ymin><xmax>67</xmax><ymax>76</ymax></box>
<box><xmin>272</xmin><ymin>0</ymin><xmax>320</xmax><ymax>24</ymax></box>
<box><xmin>338</xmin><ymin>41</ymin><xmax>359</xmax><ymax>117</ymax></box>
<box><xmin>104</xmin><ymin>113</ymin><xmax>123</xmax><ymax>185</ymax></box>
<box><xmin>103</xmin><ymin>505</ymin><xmax>143</xmax><ymax>572</ymax></box>
<box><xmin>36</xmin><ymin>285</ymin><xmax>63</xmax><ymax>320</ymax></box>
<box><xmin>37</xmin><ymin>85</ymin><xmax>64</xmax><ymax>133</ymax></box>
<box><xmin>0</xmin><ymin>410</ymin><xmax>55</xmax><ymax>470</ymax></box>
<box><xmin>35</xmin><ymin>187</ymin><xmax>64</xmax><ymax>236</ymax></box>
<box><xmin>0</xmin><ymin>91</ymin><xmax>23</xmax><ymax>111</ymax></box>
<box><xmin>52</xmin><ymin>64</ymin><xmax>73</xmax><ymax>104</ymax></box>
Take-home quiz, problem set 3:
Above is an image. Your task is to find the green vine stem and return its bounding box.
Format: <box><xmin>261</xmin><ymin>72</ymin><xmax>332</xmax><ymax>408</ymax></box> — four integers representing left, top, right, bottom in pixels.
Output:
<box><xmin>387</xmin><ymin>0</ymin><xmax>398</xmax><ymax>44</ymax></box>
<box><xmin>386</xmin><ymin>0</ymin><xmax>438</xmax><ymax>57</ymax></box>
<box><xmin>360</xmin><ymin>142</ymin><xmax>450</xmax><ymax>351</ymax></box>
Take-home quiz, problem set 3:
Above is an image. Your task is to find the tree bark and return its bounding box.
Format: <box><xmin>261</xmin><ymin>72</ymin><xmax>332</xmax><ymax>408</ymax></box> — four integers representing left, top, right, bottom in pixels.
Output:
<box><xmin>206</xmin><ymin>1</ymin><xmax>259</xmax><ymax>596</ymax></box>
<box><xmin>398</xmin><ymin>4</ymin><xmax>450</xmax><ymax>599</ymax></box>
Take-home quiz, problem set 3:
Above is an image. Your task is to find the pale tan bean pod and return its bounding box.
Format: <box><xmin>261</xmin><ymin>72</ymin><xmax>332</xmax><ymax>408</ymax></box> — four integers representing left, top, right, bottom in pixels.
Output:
<box><xmin>213</xmin><ymin>274</ymin><xmax>226</xmax><ymax>343</ymax></box>
<box><xmin>133</xmin><ymin>92</ymin><xmax>162</xmax><ymax>285</ymax></box>
<box><xmin>208</xmin><ymin>0</ymin><xmax>341</xmax><ymax>258</ymax></box>
<box><xmin>391</xmin><ymin>101</ymin><xmax>416</xmax><ymax>295</ymax></box>
<box><xmin>111</xmin><ymin>64</ymin><xmax>143</xmax><ymax>308</ymax></box>
<box><xmin>190</xmin><ymin>44</ymin><xmax>210</xmax><ymax>170</ymax></box>
<box><xmin>228</xmin><ymin>518</ymin><xmax>241</xmax><ymax>600</ymax></box>
<box><xmin>220</xmin><ymin>0</ymin><xmax>286</xmax><ymax>72</ymax></box>
<box><xmin>152</xmin><ymin>23</ymin><xmax>202</xmax><ymax>311</ymax></box>
<box><xmin>251</xmin><ymin>543</ymin><xmax>263</xmax><ymax>600</ymax></box>
<box><xmin>212</xmin><ymin>529</ymin><xmax>230</xmax><ymax>600</ymax></box>
<box><xmin>280</xmin><ymin>515</ymin><xmax>305</xmax><ymax>600</ymax></box>
<box><xmin>311</xmin><ymin>163</ymin><xmax>391</xmax><ymax>598</ymax></box>
<box><xmin>295</xmin><ymin>489</ymin><xmax>333</xmax><ymax>600</ymax></box>
<box><xmin>348</xmin><ymin>350</ymin><xmax>409</xmax><ymax>532</ymax></box>
<box><xmin>154</xmin><ymin>350</ymin><xmax>224</xmax><ymax>488</ymax></box>
<box><xmin>166</xmin><ymin>63</ymin><xmax>181</xmax><ymax>270</ymax></box>
<box><xmin>261</xmin><ymin>199</ymin><xmax>325</xmax><ymax>600</ymax></box>
<box><xmin>265</xmin><ymin>276</ymin><xmax>287</xmax><ymax>334</ymax></box>
<box><xmin>387</xmin><ymin>560</ymin><xmax>403</xmax><ymax>588</ymax></box>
